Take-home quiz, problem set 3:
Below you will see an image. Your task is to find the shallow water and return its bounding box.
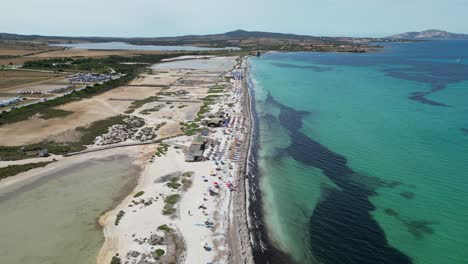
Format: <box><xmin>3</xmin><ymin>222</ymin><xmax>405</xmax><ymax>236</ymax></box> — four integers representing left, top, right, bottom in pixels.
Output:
<box><xmin>51</xmin><ymin>41</ymin><xmax>239</xmax><ymax>51</ymax></box>
<box><xmin>151</xmin><ymin>57</ymin><xmax>236</xmax><ymax>71</ymax></box>
<box><xmin>249</xmin><ymin>40</ymin><xmax>468</xmax><ymax>263</ymax></box>
<box><xmin>0</xmin><ymin>155</ymin><xmax>139</xmax><ymax>264</ymax></box>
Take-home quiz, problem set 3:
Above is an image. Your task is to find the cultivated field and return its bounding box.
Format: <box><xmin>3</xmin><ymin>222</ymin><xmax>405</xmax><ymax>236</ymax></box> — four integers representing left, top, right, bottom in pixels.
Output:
<box><xmin>0</xmin><ymin>70</ymin><xmax>64</xmax><ymax>91</ymax></box>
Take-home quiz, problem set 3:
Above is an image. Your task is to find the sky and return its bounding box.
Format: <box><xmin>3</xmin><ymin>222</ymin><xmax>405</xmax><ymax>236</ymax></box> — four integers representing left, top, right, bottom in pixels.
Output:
<box><xmin>1</xmin><ymin>0</ymin><xmax>467</xmax><ymax>38</ymax></box>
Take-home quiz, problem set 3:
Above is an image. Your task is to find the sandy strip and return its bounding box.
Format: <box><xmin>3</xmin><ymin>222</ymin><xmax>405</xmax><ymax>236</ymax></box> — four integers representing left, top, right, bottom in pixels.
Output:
<box><xmin>97</xmin><ymin>57</ymin><xmax>255</xmax><ymax>264</ymax></box>
<box><xmin>226</xmin><ymin>60</ymin><xmax>255</xmax><ymax>264</ymax></box>
<box><xmin>97</xmin><ymin>147</ymin><xmax>220</xmax><ymax>263</ymax></box>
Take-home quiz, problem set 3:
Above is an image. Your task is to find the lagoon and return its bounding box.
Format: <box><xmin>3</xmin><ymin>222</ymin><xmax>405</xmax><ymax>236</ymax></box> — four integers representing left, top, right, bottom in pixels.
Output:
<box><xmin>0</xmin><ymin>155</ymin><xmax>139</xmax><ymax>264</ymax></box>
<box><xmin>51</xmin><ymin>41</ymin><xmax>239</xmax><ymax>51</ymax></box>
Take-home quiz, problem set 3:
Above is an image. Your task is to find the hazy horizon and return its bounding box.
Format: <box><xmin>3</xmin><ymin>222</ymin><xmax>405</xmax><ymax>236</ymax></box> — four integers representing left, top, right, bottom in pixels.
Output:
<box><xmin>1</xmin><ymin>0</ymin><xmax>467</xmax><ymax>38</ymax></box>
<box><xmin>2</xmin><ymin>28</ymin><xmax>468</xmax><ymax>39</ymax></box>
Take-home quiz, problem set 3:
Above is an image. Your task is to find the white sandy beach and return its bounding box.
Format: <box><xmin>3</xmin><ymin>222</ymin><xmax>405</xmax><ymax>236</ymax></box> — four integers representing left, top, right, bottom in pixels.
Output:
<box><xmin>97</xmin><ymin>57</ymin><xmax>253</xmax><ymax>264</ymax></box>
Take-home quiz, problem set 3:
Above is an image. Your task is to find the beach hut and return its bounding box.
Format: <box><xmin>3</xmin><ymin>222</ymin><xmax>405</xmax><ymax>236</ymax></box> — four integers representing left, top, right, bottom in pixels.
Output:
<box><xmin>185</xmin><ymin>135</ymin><xmax>206</xmax><ymax>162</ymax></box>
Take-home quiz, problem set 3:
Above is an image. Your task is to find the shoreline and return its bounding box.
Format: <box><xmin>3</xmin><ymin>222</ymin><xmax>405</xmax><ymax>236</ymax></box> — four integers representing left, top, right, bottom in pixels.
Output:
<box><xmin>226</xmin><ymin>58</ymin><xmax>255</xmax><ymax>264</ymax></box>
<box><xmin>243</xmin><ymin>58</ymin><xmax>297</xmax><ymax>264</ymax></box>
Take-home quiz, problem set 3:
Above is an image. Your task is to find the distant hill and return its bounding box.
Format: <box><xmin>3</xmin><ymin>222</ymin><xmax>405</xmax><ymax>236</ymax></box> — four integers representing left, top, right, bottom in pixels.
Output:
<box><xmin>388</xmin><ymin>29</ymin><xmax>468</xmax><ymax>40</ymax></box>
<box><xmin>0</xmin><ymin>30</ymin><xmax>378</xmax><ymax>52</ymax></box>
<box><xmin>0</xmin><ymin>30</ymin><xmax>340</xmax><ymax>43</ymax></box>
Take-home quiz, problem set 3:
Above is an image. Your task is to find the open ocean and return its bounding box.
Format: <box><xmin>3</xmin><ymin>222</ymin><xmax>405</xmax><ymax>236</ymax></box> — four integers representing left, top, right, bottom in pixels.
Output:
<box><xmin>248</xmin><ymin>40</ymin><xmax>468</xmax><ymax>264</ymax></box>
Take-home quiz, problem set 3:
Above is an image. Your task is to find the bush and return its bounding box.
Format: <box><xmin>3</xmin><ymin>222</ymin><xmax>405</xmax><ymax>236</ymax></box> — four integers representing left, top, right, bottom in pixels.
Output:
<box><xmin>154</xmin><ymin>249</ymin><xmax>165</xmax><ymax>259</ymax></box>
<box><xmin>110</xmin><ymin>256</ymin><xmax>121</xmax><ymax>264</ymax></box>
<box><xmin>163</xmin><ymin>194</ymin><xmax>180</xmax><ymax>216</ymax></box>
<box><xmin>165</xmin><ymin>194</ymin><xmax>180</xmax><ymax>205</ymax></box>
<box><xmin>167</xmin><ymin>177</ymin><xmax>181</xmax><ymax>189</ymax></box>
<box><xmin>182</xmin><ymin>171</ymin><xmax>194</xmax><ymax>177</ymax></box>
<box><xmin>39</xmin><ymin>108</ymin><xmax>73</xmax><ymax>119</ymax></box>
<box><xmin>181</xmin><ymin>178</ymin><xmax>192</xmax><ymax>189</ymax></box>
<box><xmin>133</xmin><ymin>191</ymin><xmax>145</xmax><ymax>198</ymax></box>
<box><xmin>155</xmin><ymin>144</ymin><xmax>169</xmax><ymax>157</ymax></box>
<box><xmin>157</xmin><ymin>224</ymin><xmax>172</xmax><ymax>232</ymax></box>
<box><xmin>162</xmin><ymin>208</ymin><xmax>176</xmax><ymax>215</ymax></box>
<box><xmin>115</xmin><ymin>210</ymin><xmax>125</xmax><ymax>226</ymax></box>
<box><xmin>0</xmin><ymin>161</ymin><xmax>53</xmax><ymax>181</ymax></box>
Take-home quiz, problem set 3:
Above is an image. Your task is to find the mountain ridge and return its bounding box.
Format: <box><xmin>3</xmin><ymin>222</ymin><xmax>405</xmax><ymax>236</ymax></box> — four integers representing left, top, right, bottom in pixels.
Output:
<box><xmin>0</xmin><ymin>29</ymin><xmax>379</xmax><ymax>52</ymax></box>
<box><xmin>0</xmin><ymin>29</ymin><xmax>346</xmax><ymax>42</ymax></box>
<box><xmin>387</xmin><ymin>29</ymin><xmax>468</xmax><ymax>40</ymax></box>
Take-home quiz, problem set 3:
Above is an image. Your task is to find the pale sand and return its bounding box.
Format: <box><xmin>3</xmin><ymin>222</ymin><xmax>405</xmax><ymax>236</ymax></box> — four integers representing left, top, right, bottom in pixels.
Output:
<box><xmin>151</xmin><ymin>57</ymin><xmax>236</xmax><ymax>72</ymax></box>
<box><xmin>97</xmin><ymin>57</ymin><xmax>254</xmax><ymax>264</ymax></box>
<box><xmin>97</xmin><ymin>147</ymin><xmax>223</xmax><ymax>263</ymax></box>
<box><xmin>161</xmin><ymin>55</ymin><xmax>216</xmax><ymax>62</ymax></box>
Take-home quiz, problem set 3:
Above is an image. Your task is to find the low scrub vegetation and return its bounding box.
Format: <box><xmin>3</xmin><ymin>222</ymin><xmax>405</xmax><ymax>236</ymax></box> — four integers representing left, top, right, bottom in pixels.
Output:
<box><xmin>154</xmin><ymin>249</ymin><xmax>165</xmax><ymax>259</ymax></box>
<box><xmin>163</xmin><ymin>194</ymin><xmax>180</xmax><ymax>215</ymax></box>
<box><xmin>180</xmin><ymin>122</ymin><xmax>201</xmax><ymax>136</ymax></box>
<box><xmin>126</xmin><ymin>96</ymin><xmax>161</xmax><ymax>114</ymax></box>
<box><xmin>155</xmin><ymin>144</ymin><xmax>169</xmax><ymax>157</ymax></box>
<box><xmin>208</xmin><ymin>85</ymin><xmax>225</xmax><ymax>93</ymax></box>
<box><xmin>0</xmin><ymin>161</ymin><xmax>53</xmax><ymax>181</ymax></box>
<box><xmin>194</xmin><ymin>94</ymin><xmax>221</xmax><ymax>122</ymax></box>
<box><xmin>167</xmin><ymin>177</ymin><xmax>181</xmax><ymax>189</ymax></box>
<box><xmin>133</xmin><ymin>191</ymin><xmax>145</xmax><ymax>198</ymax></box>
<box><xmin>157</xmin><ymin>224</ymin><xmax>172</xmax><ymax>232</ymax></box>
<box><xmin>38</xmin><ymin>108</ymin><xmax>73</xmax><ymax>119</ymax></box>
<box><xmin>110</xmin><ymin>255</ymin><xmax>121</xmax><ymax>264</ymax></box>
<box><xmin>115</xmin><ymin>210</ymin><xmax>125</xmax><ymax>226</ymax></box>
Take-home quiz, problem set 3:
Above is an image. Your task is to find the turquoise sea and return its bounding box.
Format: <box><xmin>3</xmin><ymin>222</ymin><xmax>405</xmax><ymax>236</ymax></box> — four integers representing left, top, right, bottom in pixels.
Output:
<box><xmin>248</xmin><ymin>41</ymin><xmax>468</xmax><ymax>264</ymax></box>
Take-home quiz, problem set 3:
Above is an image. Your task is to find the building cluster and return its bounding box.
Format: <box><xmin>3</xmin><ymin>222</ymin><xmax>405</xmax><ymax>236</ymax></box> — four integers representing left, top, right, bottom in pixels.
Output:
<box><xmin>224</xmin><ymin>69</ymin><xmax>244</xmax><ymax>81</ymax></box>
<box><xmin>202</xmin><ymin>112</ymin><xmax>231</xmax><ymax>128</ymax></box>
<box><xmin>185</xmin><ymin>135</ymin><xmax>207</xmax><ymax>162</ymax></box>
<box><xmin>231</xmin><ymin>69</ymin><xmax>244</xmax><ymax>80</ymax></box>
<box><xmin>68</xmin><ymin>73</ymin><xmax>117</xmax><ymax>84</ymax></box>
<box><xmin>17</xmin><ymin>90</ymin><xmax>42</xmax><ymax>95</ymax></box>
<box><xmin>48</xmin><ymin>85</ymin><xmax>75</xmax><ymax>94</ymax></box>
<box><xmin>0</xmin><ymin>97</ymin><xmax>22</xmax><ymax>107</ymax></box>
